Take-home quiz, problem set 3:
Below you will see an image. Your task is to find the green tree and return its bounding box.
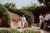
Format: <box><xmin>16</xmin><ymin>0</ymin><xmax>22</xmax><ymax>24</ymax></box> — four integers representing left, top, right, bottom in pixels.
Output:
<box><xmin>38</xmin><ymin>0</ymin><xmax>50</xmax><ymax>6</ymax></box>
<box><xmin>22</xmin><ymin>3</ymin><xmax>37</xmax><ymax>12</ymax></box>
<box><xmin>0</xmin><ymin>3</ymin><xmax>11</xmax><ymax>27</ymax></box>
<box><xmin>4</xmin><ymin>3</ymin><xmax>16</xmax><ymax>9</ymax></box>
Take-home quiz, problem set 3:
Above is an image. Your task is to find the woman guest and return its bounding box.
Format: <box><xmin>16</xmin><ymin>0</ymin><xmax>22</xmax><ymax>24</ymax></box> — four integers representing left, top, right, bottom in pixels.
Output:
<box><xmin>21</xmin><ymin>15</ymin><xmax>26</xmax><ymax>29</ymax></box>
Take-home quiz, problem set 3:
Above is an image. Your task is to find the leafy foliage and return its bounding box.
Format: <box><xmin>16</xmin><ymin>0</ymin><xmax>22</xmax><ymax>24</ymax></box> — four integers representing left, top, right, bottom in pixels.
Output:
<box><xmin>22</xmin><ymin>29</ymin><xmax>35</xmax><ymax>33</ymax></box>
<box><xmin>38</xmin><ymin>0</ymin><xmax>50</xmax><ymax>6</ymax></box>
<box><xmin>21</xmin><ymin>3</ymin><xmax>37</xmax><ymax>12</ymax></box>
<box><xmin>4</xmin><ymin>3</ymin><xmax>16</xmax><ymax>9</ymax></box>
<box><xmin>0</xmin><ymin>28</ymin><xmax>20</xmax><ymax>33</ymax></box>
<box><xmin>0</xmin><ymin>28</ymin><xmax>35</xmax><ymax>33</ymax></box>
<box><xmin>0</xmin><ymin>4</ymin><xmax>11</xmax><ymax>26</ymax></box>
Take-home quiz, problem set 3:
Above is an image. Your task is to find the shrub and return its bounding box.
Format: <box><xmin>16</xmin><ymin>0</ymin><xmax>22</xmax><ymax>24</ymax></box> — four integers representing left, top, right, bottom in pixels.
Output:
<box><xmin>0</xmin><ymin>4</ymin><xmax>11</xmax><ymax>26</ymax></box>
<box><xmin>22</xmin><ymin>29</ymin><xmax>35</xmax><ymax>33</ymax></box>
<box><xmin>0</xmin><ymin>28</ymin><xmax>36</xmax><ymax>33</ymax></box>
<box><xmin>0</xmin><ymin>28</ymin><xmax>20</xmax><ymax>33</ymax></box>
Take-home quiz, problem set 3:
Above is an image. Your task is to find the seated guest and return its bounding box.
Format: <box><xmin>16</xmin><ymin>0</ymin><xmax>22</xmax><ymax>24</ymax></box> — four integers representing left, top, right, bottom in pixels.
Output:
<box><xmin>44</xmin><ymin>12</ymin><xmax>50</xmax><ymax>23</ymax></box>
<box><xmin>40</xmin><ymin>12</ymin><xmax>50</xmax><ymax>29</ymax></box>
<box><xmin>48</xmin><ymin>13</ymin><xmax>50</xmax><ymax>22</ymax></box>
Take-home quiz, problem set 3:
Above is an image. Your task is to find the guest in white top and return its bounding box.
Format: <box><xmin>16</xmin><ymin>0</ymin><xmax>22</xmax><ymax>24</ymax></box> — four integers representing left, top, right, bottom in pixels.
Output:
<box><xmin>39</xmin><ymin>14</ymin><xmax>43</xmax><ymax>26</ymax></box>
<box><xmin>48</xmin><ymin>13</ymin><xmax>50</xmax><ymax>23</ymax></box>
<box><xmin>48</xmin><ymin>13</ymin><xmax>50</xmax><ymax>20</ymax></box>
<box><xmin>44</xmin><ymin>12</ymin><xmax>49</xmax><ymax>22</ymax></box>
<box><xmin>21</xmin><ymin>15</ymin><xmax>26</xmax><ymax>29</ymax></box>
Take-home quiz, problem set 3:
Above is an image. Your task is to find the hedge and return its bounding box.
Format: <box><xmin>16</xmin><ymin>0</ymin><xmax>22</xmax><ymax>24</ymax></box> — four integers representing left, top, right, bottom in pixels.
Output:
<box><xmin>0</xmin><ymin>28</ymin><xmax>36</xmax><ymax>33</ymax></box>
